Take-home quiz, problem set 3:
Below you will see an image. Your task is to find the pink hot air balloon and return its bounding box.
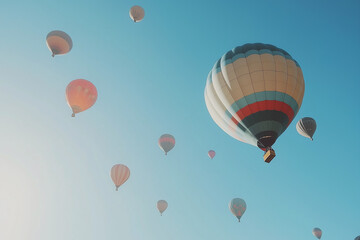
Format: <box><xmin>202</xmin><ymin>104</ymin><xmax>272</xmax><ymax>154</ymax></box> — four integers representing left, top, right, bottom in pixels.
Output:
<box><xmin>208</xmin><ymin>150</ymin><xmax>216</xmax><ymax>159</ymax></box>
<box><xmin>110</xmin><ymin>164</ymin><xmax>130</xmax><ymax>191</ymax></box>
<box><xmin>157</xmin><ymin>200</ymin><xmax>168</xmax><ymax>216</ymax></box>
<box><xmin>66</xmin><ymin>79</ymin><xmax>97</xmax><ymax>117</ymax></box>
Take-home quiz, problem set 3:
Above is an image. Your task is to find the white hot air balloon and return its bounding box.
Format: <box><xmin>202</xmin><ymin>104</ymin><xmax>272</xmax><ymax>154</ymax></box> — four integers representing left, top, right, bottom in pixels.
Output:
<box><xmin>129</xmin><ymin>6</ymin><xmax>145</xmax><ymax>22</ymax></box>
<box><xmin>296</xmin><ymin>117</ymin><xmax>317</xmax><ymax>140</ymax></box>
<box><xmin>157</xmin><ymin>200</ymin><xmax>168</xmax><ymax>216</ymax></box>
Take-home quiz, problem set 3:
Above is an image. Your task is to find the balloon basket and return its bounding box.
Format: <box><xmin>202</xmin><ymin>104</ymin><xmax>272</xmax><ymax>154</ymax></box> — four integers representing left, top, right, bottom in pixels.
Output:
<box><xmin>263</xmin><ymin>149</ymin><xmax>276</xmax><ymax>163</ymax></box>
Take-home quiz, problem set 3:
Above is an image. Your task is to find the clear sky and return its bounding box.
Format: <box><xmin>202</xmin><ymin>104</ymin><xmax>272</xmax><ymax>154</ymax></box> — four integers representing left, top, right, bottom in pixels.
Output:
<box><xmin>0</xmin><ymin>0</ymin><xmax>359</xmax><ymax>239</ymax></box>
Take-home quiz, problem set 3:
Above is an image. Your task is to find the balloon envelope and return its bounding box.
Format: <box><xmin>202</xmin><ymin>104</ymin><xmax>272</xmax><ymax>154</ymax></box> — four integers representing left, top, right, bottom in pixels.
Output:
<box><xmin>296</xmin><ymin>117</ymin><xmax>316</xmax><ymax>140</ymax></box>
<box><xmin>205</xmin><ymin>43</ymin><xmax>305</xmax><ymax>152</ymax></box>
<box><xmin>157</xmin><ymin>200</ymin><xmax>168</xmax><ymax>216</ymax></box>
<box><xmin>129</xmin><ymin>6</ymin><xmax>145</xmax><ymax>22</ymax></box>
<box><xmin>208</xmin><ymin>150</ymin><xmax>216</xmax><ymax>159</ymax></box>
<box><xmin>110</xmin><ymin>164</ymin><xmax>130</xmax><ymax>191</ymax></box>
<box><xmin>46</xmin><ymin>30</ymin><xmax>72</xmax><ymax>57</ymax></box>
<box><xmin>66</xmin><ymin>79</ymin><xmax>97</xmax><ymax>117</ymax></box>
<box><xmin>158</xmin><ymin>134</ymin><xmax>175</xmax><ymax>155</ymax></box>
<box><xmin>354</xmin><ymin>236</ymin><xmax>360</xmax><ymax>240</ymax></box>
<box><xmin>229</xmin><ymin>198</ymin><xmax>246</xmax><ymax>222</ymax></box>
<box><xmin>312</xmin><ymin>228</ymin><xmax>322</xmax><ymax>239</ymax></box>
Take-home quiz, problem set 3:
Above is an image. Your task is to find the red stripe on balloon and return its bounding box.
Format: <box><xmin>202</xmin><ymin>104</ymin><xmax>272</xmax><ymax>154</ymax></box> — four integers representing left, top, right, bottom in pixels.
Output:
<box><xmin>231</xmin><ymin>100</ymin><xmax>294</xmax><ymax>125</ymax></box>
<box><xmin>159</xmin><ymin>137</ymin><xmax>175</xmax><ymax>145</ymax></box>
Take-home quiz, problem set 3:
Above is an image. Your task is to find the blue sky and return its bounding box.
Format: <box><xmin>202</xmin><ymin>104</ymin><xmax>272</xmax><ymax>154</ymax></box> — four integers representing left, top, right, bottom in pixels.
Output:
<box><xmin>0</xmin><ymin>0</ymin><xmax>359</xmax><ymax>239</ymax></box>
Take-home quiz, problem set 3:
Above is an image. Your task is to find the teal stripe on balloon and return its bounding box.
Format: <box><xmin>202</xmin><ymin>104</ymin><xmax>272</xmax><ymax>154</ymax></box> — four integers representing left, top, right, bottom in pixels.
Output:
<box><xmin>248</xmin><ymin>120</ymin><xmax>285</xmax><ymax>136</ymax></box>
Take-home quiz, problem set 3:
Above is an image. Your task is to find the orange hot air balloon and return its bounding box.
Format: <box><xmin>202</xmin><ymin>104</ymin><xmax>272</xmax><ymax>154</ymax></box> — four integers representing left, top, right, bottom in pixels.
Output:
<box><xmin>110</xmin><ymin>164</ymin><xmax>130</xmax><ymax>191</ymax></box>
<box><xmin>66</xmin><ymin>79</ymin><xmax>97</xmax><ymax>117</ymax></box>
<box><xmin>46</xmin><ymin>30</ymin><xmax>73</xmax><ymax>57</ymax></box>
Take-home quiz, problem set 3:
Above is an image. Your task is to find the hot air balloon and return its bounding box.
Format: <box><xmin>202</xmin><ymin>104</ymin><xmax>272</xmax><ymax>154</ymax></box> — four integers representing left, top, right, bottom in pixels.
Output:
<box><xmin>296</xmin><ymin>117</ymin><xmax>316</xmax><ymax>140</ymax></box>
<box><xmin>158</xmin><ymin>134</ymin><xmax>175</xmax><ymax>155</ymax></box>
<box><xmin>312</xmin><ymin>228</ymin><xmax>322</xmax><ymax>239</ymax></box>
<box><xmin>46</xmin><ymin>30</ymin><xmax>72</xmax><ymax>57</ymax></box>
<box><xmin>110</xmin><ymin>164</ymin><xmax>130</xmax><ymax>191</ymax></box>
<box><xmin>205</xmin><ymin>43</ymin><xmax>305</xmax><ymax>163</ymax></box>
<box><xmin>354</xmin><ymin>236</ymin><xmax>360</xmax><ymax>240</ymax></box>
<box><xmin>157</xmin><ymin>200</ymin><xmax>168</xmax><ymax>216</ymax></box>
<box><xmin>66</xmin><ymin>79</ymin><xmax>97</xmax><ymax>117</ymax></box>
<box><xmin>229</xmin><ymin>198</ymin><xmax>246</xmax><ymax>222</ymax></box>
<box><xmin>129</xmin><ymin>6</ymin><xmax>145</xmax><ymax>22</ymax></box>
<box><xmin>208</xmin><ymin>150</ymin><xmax>216</xmax><ymax>159</ymax></box>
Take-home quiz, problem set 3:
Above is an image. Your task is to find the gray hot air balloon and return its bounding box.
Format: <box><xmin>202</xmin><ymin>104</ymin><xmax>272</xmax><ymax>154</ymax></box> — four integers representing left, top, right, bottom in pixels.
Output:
<box><xmin>312</xmin><ymin>228</ymin><xmax>322</xmax><ymax>239</ymax></box>
<box><xmin>296</xmin><ymin>117</ymin><xmax>317</xmax><ymax>140</ymax></box>
<box><xmin>158</xmin><ymin>134</ymin><xmax>175</xmax><ymax>155</ymax></box>
<box><xmin>46</xmin><ymin>30</ymin><xmax>73</xmax><ymax>57</ymax></box>
<box><xmin>354</xmin><ymin>236</ymin><xmax>360</xmax><ymax>240</ymax></box>
<box><xmin>129</xmin><ymin>6</ymin><xmax>145</xmax><ymax>22</ymax></box>
<box><xmin>229</xmin><ymin>198</ymin><xmax>246</xmax><ymax>222</ymax></box>
<box><xmin>157</xmin><ymin>200</ymin><xmax>168</xmax><ymax>216</ymax></box>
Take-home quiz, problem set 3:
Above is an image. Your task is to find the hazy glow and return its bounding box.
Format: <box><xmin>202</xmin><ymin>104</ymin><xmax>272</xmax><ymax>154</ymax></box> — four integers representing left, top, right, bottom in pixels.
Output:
<box><xmin>0</xmin><ymin>0</ymin><xmax>359</xmax><ymax>239</ymax></box>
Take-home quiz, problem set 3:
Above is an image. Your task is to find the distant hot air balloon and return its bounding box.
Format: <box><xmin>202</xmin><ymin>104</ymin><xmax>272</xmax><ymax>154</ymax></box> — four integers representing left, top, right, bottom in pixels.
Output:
<box><xmin>129</xmin><ymin>6</ymin><xmax>145</xmax><ymax>22</ymax></box>
<box><xmin>46</xmin><ymin>30</ymin><xmax>72</xmax><ymax>57</ymax></box>
<box><xmin>296</xmin><ymin>117</ymin><xmax>316</xmax><ymax>140</ymax></box>
<box><xmin>229</xmin><ymin>198</ymin><xmax>246</xmax><ymax>222</ymax></box>
<box><xmin>158</xmin><ymin>134</ymin><xmax>175</xmax><ymax>155</ymax></box>
<box><xmin>205</xmin><ymin>43</ymin><xmax>305</xmax><ymax>163</ymax></box>
<box><xmin>157</xmin><ymin>200</ymin><xmax>168</xmax><ymax>216</ymax></box>
<box><xmin>312</xmin><ymin>228</ymin><xmax>322</xmax><ymax>239</ymax></box>
<box><xmin>354</xmin><ymin>236</ymin><xmax>360</xmax><ymax>240</ymax></box>
<box><xmin>208</xmin><ymin>150</ymin><xmax>216</xmax><ymax>159</ymax></box>
<box><xmin>110</xmin><ymin>164</ymin><xmax>130</xmax><ymax>191</ymax></box>
<box><xmin>66</xmin><ymin>79</ymin><xmax>97</xmax><ymax>117</ymax></box>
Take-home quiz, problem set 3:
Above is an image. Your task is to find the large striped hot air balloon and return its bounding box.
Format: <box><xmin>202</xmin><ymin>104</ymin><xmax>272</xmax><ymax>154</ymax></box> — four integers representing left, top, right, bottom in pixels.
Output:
<box><xmin>66</xmin><ymin>79</ymin><xmax>98</xmax><ymax>117</ymax></box>
<box><xmin>312</xmin><ymin>228</ymin><xmax>322</xmax><ymax>239</ymax></box>
<box><xmin>229</xmin><ymin>198</ymin><xmax>246</xmax><ymax>222</ymax></box>
<box><xmin>157</xmin><ymin>200</ymin><xmax>168</xmax><ymax>216</ymax></box>
<box><xmin>205</xmin><ymin>43</ymin><xmax>305</xmax><ymax>163</ymax></box>
<box><xmin>110</xmin><ymin>164</ymin><xmax>130</xmax><ymax>191</ymax></box>
<box><xmin>46</xmin><ymin>30</ymin><xmax>72</xmax><ymax>57</ymax></box>
<box><xmin>158</xmin><ymin>134</ymin><xmax>175</xmax><ymax>155</ymax></box>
